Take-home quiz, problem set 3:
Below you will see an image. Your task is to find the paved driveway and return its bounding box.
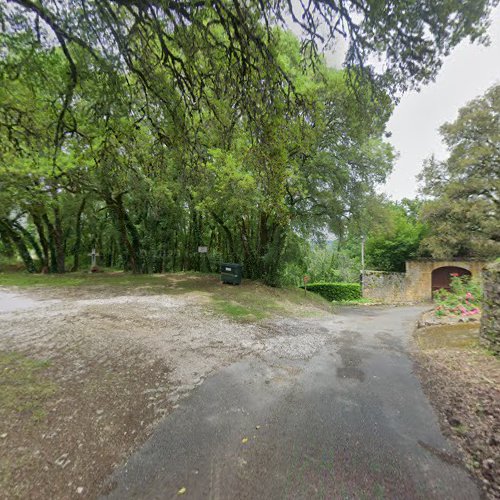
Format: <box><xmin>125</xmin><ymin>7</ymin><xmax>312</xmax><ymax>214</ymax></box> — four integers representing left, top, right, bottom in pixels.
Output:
<box><xmin>102</xmin><ymin>306</ymin><xmax>479</xmax><ymax>499</ymax></box>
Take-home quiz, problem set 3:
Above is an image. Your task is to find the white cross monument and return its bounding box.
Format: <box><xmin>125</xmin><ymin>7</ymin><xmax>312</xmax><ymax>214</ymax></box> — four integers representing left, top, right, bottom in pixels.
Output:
<box><xmin>88</xmin><ymin>248</ymin><xmax>99</xmax><ymax>270</ymax></box>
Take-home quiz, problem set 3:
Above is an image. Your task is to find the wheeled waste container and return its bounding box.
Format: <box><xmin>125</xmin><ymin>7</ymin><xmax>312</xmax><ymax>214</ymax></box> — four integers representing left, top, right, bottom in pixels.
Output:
<box><xmin>220</xmin><ymin>263</ymin><xmax>243</xmax><ymax>285</ymax></box>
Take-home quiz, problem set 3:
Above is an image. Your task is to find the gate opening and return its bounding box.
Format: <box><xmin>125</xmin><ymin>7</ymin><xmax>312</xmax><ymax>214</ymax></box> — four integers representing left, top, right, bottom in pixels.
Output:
<box><xmin>431</xmin><ymin>266</ymin><xmax>471</xmax><ymax>293</ymax></box>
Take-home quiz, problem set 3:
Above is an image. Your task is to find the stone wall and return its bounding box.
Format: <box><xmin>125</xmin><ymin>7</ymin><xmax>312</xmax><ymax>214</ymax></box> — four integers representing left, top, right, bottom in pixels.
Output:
<box><xmin>361</xmin><ymin>271</ymin><xmax>408</xmax><ymax>303</ymax></box>
<box><xmin>480</xmin><ymin>261</ymin><xmax>500</xmax><ymax>355</ymax></box>
<box><xmin>404</xmin><ymin>260</ymin><xmax>486</xmax><ymax>302</ymax></box>
<box><xmin>362</xmin><ymin>260</ymin><xmax>488</xmax><ymax>304</ymax></box>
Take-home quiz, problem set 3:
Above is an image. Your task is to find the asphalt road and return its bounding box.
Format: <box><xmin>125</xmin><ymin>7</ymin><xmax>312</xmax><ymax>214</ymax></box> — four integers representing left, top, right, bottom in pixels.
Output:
<box><xmin>102</xmin><ymin>306</ymin><xmax>480</xmax><ymax>499</ymax></box>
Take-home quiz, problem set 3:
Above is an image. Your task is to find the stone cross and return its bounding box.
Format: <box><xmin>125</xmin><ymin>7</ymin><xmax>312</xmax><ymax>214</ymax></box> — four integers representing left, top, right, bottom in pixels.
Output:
<box><xmin>88</xmin><ymin>248</ymin><xmax>99</xmax><ymax>268</ymax></box>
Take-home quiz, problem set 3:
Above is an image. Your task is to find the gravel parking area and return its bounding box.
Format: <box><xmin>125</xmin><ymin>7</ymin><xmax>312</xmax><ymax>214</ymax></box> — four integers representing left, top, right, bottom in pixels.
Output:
<box><xmin>0</xmin><ymin>284</ymin><xmax>330</xmax><ymax>499</ymax></box>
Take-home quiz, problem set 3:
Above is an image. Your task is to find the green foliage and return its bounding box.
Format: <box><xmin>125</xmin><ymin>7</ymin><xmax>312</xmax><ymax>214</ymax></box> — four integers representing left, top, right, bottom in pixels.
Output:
<box><xmin>303</xmin><ymin>282</ymin><xmax>361</xmax><ymax>302</ymax></box>
<box><xmin>1</xmin><ymin>2</ymin><xmax>495</xmax><ymax>284</ymax></box>
<box><xmin>433</xmin><ymin>276</ymin><xmax>482</xmax><ymax>317</ymax></box>
<box><xmin>366</xmin><ymin>200</ymin><xmax>427</xmax><ymax>272</ymax></box>
<box><xmin>278</xmin><ymin>238</ymin><xmax>362</xmax><ymax>288</ymax></box>
<box><xmin>2</xmin><ymin>0</ymin><xmax>494</xmax><ymax>108</ymax></box>
<box><xmin>418</xmin><ymin>84</ymin><xmax>500</xmax><ymax>259</ymax></box>
<box><xmin>0</xmin><ymin>27</ymin><xmax>397</xmax><ymax>284</ymax></box>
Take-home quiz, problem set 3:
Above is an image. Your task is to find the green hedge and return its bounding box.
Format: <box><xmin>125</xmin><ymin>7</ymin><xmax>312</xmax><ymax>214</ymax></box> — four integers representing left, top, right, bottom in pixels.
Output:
<box><xmin>301</xmin><ymin>282</ymin><xmax>361</xmax><ymax>302</ymax></box>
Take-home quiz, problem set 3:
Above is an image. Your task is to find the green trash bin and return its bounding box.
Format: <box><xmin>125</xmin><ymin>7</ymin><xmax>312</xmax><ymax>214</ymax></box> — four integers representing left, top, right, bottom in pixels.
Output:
<box><xmin>220</xmin><ymin>263</ymin><xmax>243</xmax><ymax>285</ymax></box>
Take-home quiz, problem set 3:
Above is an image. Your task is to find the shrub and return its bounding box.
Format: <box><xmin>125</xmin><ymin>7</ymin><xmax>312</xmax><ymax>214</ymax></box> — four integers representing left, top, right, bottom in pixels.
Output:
<box><xmin>433</xmin><ymin>276</ymin><xmax>482</xmax><ymax>317</ymax></box>
<box><xmin>301</xmin><ymin>282</ymin><xmax>361</xmax><ymax>302</ymax></box>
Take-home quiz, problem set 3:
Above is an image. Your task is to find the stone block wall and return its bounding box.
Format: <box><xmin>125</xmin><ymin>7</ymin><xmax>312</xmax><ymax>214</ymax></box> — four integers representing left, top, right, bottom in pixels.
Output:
<box><xmin>362</xmin><ymin>260</ymin><xmax>488</xmax><ymax>304</ymax></box>
<box><xmin>361</xmin><ymin>271</ymin><xmax>409</xmax><ymax>303</ymax></box>
<box><xmin>480</xmin><ymin>261</ymin><xmax>500</xmax><ymax>355</ymax></box>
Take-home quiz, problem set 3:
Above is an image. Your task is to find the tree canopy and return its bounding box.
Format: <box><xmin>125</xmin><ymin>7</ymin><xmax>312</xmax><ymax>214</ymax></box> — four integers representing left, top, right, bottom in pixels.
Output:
<box><xmin>0</xmin><ymin>0</ymin><xmax>497</xmax><ymax>282</ymax></box>
<box><xmin>0</xmin><ymin>27</ymin><xmax>395</xmax><ymax>282</ymax></box>
<box><xmin>418</xmin><ymin>84</ymin><xmax>500</xmax><ymax>259</ymax></box>
<box><xmin>1</xmin><ymin>0</ymin><xmax>497</xmax><ymax>113</ymax></box>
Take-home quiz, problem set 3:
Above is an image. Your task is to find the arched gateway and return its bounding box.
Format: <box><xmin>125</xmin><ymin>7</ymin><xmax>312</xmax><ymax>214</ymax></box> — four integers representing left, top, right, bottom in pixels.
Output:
<box><xmin>431</xmin><ymin>266</ymin><xmax>472</xmax><ymax>292</ymax></box>
<box><xmin>361</xmin><ymin>260</ymin><xmax>488</xmax><ymax>303</ymax></box>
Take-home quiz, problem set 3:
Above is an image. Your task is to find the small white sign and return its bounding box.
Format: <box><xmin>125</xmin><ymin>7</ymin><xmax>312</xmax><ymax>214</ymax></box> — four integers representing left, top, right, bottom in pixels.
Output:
<box><xmin>198</xmin><ymin>246</ymin><xmax>208</xmax><ymax>253</ymax></box>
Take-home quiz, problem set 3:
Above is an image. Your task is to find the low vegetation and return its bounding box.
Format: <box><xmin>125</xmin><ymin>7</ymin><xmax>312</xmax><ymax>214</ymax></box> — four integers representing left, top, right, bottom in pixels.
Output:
<box><xmin>302</xmin><ymin>282</ymin><xmax>362</xmax><ymax>302</ymax></box>
<box><xmin>433</xmin><ymin>276</ymin><xmax>482</xmax><ymax>318</ymax></box>
<box><xmin>0</xmin><ymin>352</ymin><xmax>56</xmax><ymax>422</ymax></box>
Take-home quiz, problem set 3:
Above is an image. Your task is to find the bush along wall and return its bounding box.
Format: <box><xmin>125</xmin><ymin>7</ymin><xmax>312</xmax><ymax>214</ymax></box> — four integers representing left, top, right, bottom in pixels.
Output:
<box><xmin>301</xmin><ymin>282</ymin><xmax>361</xmax><ymax>302</ymax></box>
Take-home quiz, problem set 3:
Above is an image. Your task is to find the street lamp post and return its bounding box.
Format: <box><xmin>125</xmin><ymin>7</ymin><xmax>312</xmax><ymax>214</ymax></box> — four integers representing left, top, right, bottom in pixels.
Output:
<box><xmin>360</xmin><ymin>235</ymin><xmax>365</xmax><ymax>294</ymax></box>
<box><xmin>361</xmin><ymin>235</ymin><xmax>365</xmax><ymax>271</ymax></box>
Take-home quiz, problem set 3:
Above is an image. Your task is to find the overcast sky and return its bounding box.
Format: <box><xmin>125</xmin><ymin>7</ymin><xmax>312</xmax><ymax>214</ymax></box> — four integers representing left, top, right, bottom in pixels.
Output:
<box><xmin>381</xmin><ymin>5</ymin><xmax>500</xmax><ymax>201</ymax></box>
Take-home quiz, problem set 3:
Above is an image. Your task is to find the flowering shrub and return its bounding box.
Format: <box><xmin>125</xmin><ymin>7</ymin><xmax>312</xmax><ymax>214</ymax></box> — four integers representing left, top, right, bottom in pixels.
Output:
<box><xmin>433</xmin><ymin>276</ymin><xmax>482</xmax><ymax>317</ymax></box>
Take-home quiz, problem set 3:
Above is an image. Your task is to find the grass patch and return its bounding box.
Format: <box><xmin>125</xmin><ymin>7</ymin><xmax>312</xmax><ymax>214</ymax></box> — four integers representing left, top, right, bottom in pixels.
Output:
<box><xmin>214</xmin><ymin>301</ymin><xmax>267</xmax><ymax>320</ymax></box>
<box><xmin>0</xmin><ymin>352</ymin><xmax>57</xmax><ymax>421</ymax></box>
<box><xmin>0</xmin><ymin>271</ymin><xmax>226</xmax><ymax>293</ymax></box>
<box><xmin>332</xmin><ymin>298</ymin><xmax>373</xmax><ymax>305</ymax></box>
<box><xmin>0</xmin><ymin>273</ymin><xmax>87</xmax><ymax>287</ymax></box>
<box><xmin>0</xmin><ymin>271</ymin><xmax>333</xmax><ymax>320</ymax></box>
<box><xmin>0</xmin><ymin>271</ymin><xmax>172</xmax><ymax>288</ymax></box>
<box><xmin>212</xmin><ymin>282</ymin><xmax>331</xmax><ymax>321</ymax></box>
<box><xmin>452</xmin><ymin>423</ymin><xmax>468</xmax><ymax>436</ymax></box>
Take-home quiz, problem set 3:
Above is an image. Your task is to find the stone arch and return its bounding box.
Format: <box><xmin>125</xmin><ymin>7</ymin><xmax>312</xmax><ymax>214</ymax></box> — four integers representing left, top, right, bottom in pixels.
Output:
<box><xmin>431</xmin><ymin>266</ymin><xmax>472</xmax><ymax>293</ymax></box>
<box><xmin>430</xmin><ymin>261</ymin><xmax>474</xmax><ymax>274</ymax></box>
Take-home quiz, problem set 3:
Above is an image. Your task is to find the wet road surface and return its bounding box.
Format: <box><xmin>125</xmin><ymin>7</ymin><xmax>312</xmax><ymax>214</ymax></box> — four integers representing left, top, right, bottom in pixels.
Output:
<box><xmin>102</xmin><ymin>306</ymin><xmax>479</xmax><ymax>499</ymax></box>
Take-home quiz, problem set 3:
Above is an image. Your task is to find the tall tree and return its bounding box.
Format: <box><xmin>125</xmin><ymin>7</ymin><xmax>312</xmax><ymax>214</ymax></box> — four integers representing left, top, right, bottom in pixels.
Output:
<box><xmin>365</xmin><ymin>199</ymin><xmax>427</xmax><ymax>272</ymax></box>
<box><xmin>418</xmin><ymin>84</ymin><xmax>500</xmax><ymax>259</ymax></box>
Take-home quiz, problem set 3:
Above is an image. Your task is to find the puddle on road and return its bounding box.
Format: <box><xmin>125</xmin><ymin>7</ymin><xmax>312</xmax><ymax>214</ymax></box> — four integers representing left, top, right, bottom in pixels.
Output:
<box><xmin>336</xmin><ymin>346</ymin><xmax>366</xmax><ymax>382</ymax></box>
<box><xmin>337</xmin><ymin>366</ymin><xmax>366</xmax><ymax>382</ymax></box>
<box><xmin>416</xmin><ymin>323</ymin><xmax>479</xmax><ymax>349</ymax></box>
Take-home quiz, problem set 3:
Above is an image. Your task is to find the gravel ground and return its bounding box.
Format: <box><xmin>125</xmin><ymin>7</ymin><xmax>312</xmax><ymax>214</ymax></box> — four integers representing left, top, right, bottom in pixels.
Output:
<box><xmin>0</xmin><ymin>285</ymin><xmax>331</xmax><ymax>499</ymax></box>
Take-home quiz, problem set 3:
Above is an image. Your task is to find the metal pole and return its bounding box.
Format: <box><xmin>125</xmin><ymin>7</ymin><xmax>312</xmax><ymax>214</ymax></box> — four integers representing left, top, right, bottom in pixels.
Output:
<box><xmin>361</xmin><ymin>236</ymin><xmax>365</xmax><ymax>271</ymax></box>
<box><xmin>360</xmin><ymin>236</ymin><xmax>365</xmax><ymax>295</ymax></box>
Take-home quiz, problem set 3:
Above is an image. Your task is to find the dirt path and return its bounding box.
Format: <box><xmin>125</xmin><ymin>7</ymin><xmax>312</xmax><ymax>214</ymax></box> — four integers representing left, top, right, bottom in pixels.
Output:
<box><xmin>414</xmin><ymin>324</ymin><xmax>500</xmax><ymax>499</ymax></box>
<box><xmin>0</xmin><ymin>284</ymin><xmax>331</xmax><ymax>499</ymax></box>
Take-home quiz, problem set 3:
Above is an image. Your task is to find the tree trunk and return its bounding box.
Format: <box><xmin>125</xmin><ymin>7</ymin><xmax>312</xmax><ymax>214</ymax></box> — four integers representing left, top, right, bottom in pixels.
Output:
<box><xmin>262</xmin><ymin>224</ymin><xmax>286</xmax><ymax>286</ymax></box>
<box><xmin>71</xmin><ymin>197</ymin><xmax>87</xmax><ymax>272</ymax></box>
<box><xmin>52</xmin><ymin>205</ymin><xmax>66</xmax><ymax>273</ymax></box>
<box><xmin>124</xmin><ymin>211</ymin><xmax>142</xmax><ymax>273</ymax></box>
<box><xmin>12</xmin><ymin>221</ymin><xmax>43</xmax><ymax>269</ymax></box>
<box><xmin>105</xmin><ymin>192</ymin><xmax>141</xmax><ymax>273</ymax></box>
<box><xmin>32</xmin><ymin>213</ymin><xmax>50</xmax><ymax>271</ymax></box>
<box><xmin>240</xmin><ymin>218</ymin><xmax>259</xmax><ymax>278</ymax></box>
<box><xmin>42</xmin><ymin>213</ymin><xmax>58</xmax><ymax>272</ymax></box>
<box><xmin>172</xmin><ymin>232</ymin><xmax>178</xmax><ymax>271</ymax></box>
<box><xmin>0</xmin><ymin>219</ymin><xmax>36</xmax><ymax>273</ymax></box>
<box><xmin>211</xmin><ymin>211</ymin><xmax>238</xmax><ymax>262</ymax></box>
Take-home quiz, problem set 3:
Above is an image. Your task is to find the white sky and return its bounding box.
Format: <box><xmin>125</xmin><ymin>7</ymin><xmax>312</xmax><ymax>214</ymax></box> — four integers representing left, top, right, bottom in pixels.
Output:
<box><xmin>381</xmin><ymin>5</ymin><xmax>500</xmax><ymax>200</ymax></box>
